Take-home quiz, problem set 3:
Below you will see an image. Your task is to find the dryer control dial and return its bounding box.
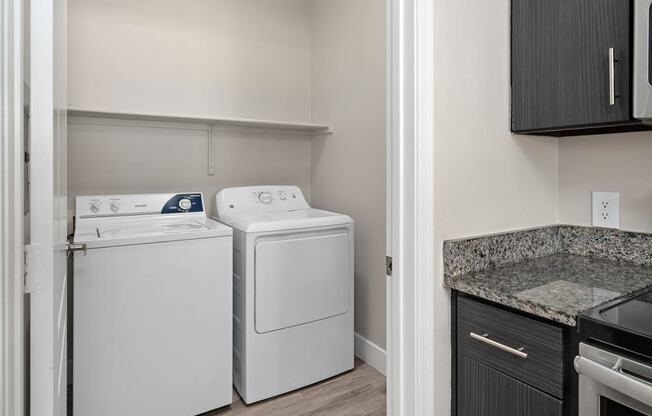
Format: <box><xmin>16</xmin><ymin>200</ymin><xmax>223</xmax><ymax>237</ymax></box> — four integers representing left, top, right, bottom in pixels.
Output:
<box><xmin>258</xmin><ymin>191</ymin><xmax>273</xmax><ymax>204</ymax></box>
<box><xmin>110</xmin><ymin>201</ymin><xmax>121</xmax><ymax>213</ymax></box>
<box><xmin>278</xmin><ymin>191</ymin><xmax>288</xmax><ymax>201</ymax></box>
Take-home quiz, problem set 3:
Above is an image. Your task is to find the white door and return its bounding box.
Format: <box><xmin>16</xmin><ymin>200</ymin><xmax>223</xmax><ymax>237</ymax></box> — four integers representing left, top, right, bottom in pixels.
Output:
<box><xmin>29</xmin><ymin>0</ymin><xmax>68</xmax><ymax>414</ymax></box>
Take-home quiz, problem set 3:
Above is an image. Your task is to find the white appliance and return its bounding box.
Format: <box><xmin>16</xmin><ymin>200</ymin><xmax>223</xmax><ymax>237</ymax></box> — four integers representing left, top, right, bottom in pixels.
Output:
<box><xmin>215</xmin><ymin>186</ymin><xmax>354</xmax><ymax>404</ymax></box>
<box><xmin>576</xmin><ymin>343</ymin><xmax>652</xmax><ymax>416</ymax></box>
<box><xmin>634</xmin><ymin>0</ymin><xmax>652</xmax><ymax>120</ymax></box>
<box><xmin>73</xmin><ymin>192</ymin><xmax>233</xmax><ymax>416</ymax></box>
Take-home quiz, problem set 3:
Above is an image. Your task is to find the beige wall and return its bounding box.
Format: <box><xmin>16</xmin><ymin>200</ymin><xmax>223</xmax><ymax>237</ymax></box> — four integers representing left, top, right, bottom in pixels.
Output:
<box><xmin>309</xmin><ymin>0</ymin><xmax>386</xmax><ymax>349</ymax></box>
<box><xmin>66</xmin><ymin>0</ymin><xmax>315</xmax><ymax>214</ymax></box>
<box><xmin>433</xmin><ymin>0</ymin><xmax>559</xmax><ymax>411</ymax></box>
<box><xmin>433</xmin><ymin>1</ymin><xmax>652</xmax><ymax>412</ymax></box>
<box><xmin>67</xmin><ymin>120</ymin><xmax>312</xmax><ymax>216</ymax></box>
<box><xmin>67</xmin><ymin>0</ymin><xmax>387</xmax><ymax>352</ymax></box>
<box><xmin>559</xmin><ymin>133</ymin><xmax>652</xmax><ymax>232</ymax></box>
<box><xmin>68</xmin><ymin>0</ymin><xmax>312</xmax><ymax>121</ymax></box>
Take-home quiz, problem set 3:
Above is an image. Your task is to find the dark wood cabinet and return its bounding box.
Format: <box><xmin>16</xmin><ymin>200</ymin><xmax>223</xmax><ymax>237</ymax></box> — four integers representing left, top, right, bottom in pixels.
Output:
<box><xmin>457</xmin><ymin>296</ymin><xmax>564</xmax><ymax>397</ymax></box>
<box><xmin>511</xmin><ymin>0</ymin><xmax>650</xmax><ymax>135</ymax></box>
<box><xmin>458</xmin><ymin>355</ymin><xmax>563</xmax><ymax>416</ymax></box>
<box><xmin>453</xmin><ymin>293</ymin><xmax>578</xmax><ymax>416</ymax></box>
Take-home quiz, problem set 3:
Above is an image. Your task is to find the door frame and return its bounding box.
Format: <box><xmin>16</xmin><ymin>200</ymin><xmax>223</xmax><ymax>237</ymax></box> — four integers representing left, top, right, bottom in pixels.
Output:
<box><xmin>1</xmin><ymin>0</ymin><xmax>25</xmax><ymax>414</ymax></box>
<box><xmin>0</xmin><ymin>0</ymin><xmax>435</xmax><ymax>414</ymax></box>
<box><xmin>386</xmin><ymin>0</ymin><xmax>435</xmax><ymax>415</ymax></box>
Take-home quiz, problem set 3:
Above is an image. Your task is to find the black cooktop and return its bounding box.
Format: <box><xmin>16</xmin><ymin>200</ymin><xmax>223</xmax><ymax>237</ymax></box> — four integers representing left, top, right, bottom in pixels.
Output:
<box><xmin>578</xmin><ymin>287</ymin><xmax>652</xmax><ymax>361</ymax></box>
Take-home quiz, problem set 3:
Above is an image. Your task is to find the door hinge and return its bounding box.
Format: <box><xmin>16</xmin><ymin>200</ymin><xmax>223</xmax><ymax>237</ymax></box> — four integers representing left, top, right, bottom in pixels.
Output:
<box><xmin>24</xmin><ymin>244</ymin><xmax>37</xmax><ymax>293</ymax></box>
<box><xmin>386</xmin><ymin>256</ymin><xmax>393</xmax><ymax>276</ymax></box>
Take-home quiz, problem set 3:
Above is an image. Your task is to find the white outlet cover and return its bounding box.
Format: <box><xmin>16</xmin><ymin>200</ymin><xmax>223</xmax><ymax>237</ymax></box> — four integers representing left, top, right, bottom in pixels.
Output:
<box><xmin>592</xmin><ymin>191</ymin><xmax>620</xmax><ymax>229</ymax></box>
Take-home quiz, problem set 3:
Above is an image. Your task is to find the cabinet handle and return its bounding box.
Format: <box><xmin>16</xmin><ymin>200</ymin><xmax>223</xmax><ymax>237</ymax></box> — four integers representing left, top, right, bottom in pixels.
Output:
<box><xmin>609</xmin><ymin>47</ymin><xmax>616</xmax><ymax>106</ymax></box>
<box><xmin>469</xmin><ymin>332</ymin><xmax>528</xmax><ymax>359</ymax></box>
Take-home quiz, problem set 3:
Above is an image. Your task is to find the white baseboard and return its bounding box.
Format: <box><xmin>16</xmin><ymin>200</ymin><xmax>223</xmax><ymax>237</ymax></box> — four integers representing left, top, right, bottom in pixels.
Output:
<box><xmin>354</xmin><ymin>333</ymin><xmax>386</xmax><ymax>376</ymax></box>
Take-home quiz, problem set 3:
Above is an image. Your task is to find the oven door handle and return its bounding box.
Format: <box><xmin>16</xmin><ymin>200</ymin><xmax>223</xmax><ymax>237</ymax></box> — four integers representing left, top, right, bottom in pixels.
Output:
<box><xmin>575</xmin><ymin>356</ymin><xmax>652</xmax><ymax>408</ymax></box>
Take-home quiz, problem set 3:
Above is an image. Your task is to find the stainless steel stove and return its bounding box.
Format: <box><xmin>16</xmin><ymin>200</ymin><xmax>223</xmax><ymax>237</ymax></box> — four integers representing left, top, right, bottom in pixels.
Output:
<box><xmin>577</xmin><ymin>288</ymin><xmax>652</xmax><ymax>416</ymax></box>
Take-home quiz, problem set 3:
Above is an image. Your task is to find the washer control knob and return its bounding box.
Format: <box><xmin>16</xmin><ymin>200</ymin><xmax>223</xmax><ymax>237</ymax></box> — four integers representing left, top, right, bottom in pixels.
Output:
<box><xmin>258</xmin><ymin>191</ymin><xmax>273</xmax><ymax>204</ymax></box>
<box><xmin>110</xmin><ymin>201</ymin><xmax>120</xmax><ymax>213</ymax></box>
<box><xmin>89</xmin><ymin>201</ymin><xmax>101</xmax><ymax>213</ymax></box>
<box><xmin>178</xmin><ymin>198</ymin><xmax>192</xmax><ymax>210</ymax></box>
<box><xmin>278</xmin><ymin>191</ymin><xmax>287</xmax><ymax>201</ymax></box>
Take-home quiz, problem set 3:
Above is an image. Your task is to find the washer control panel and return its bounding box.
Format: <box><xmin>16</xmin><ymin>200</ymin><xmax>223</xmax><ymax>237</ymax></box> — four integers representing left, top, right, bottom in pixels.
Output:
<box><xmin>215</xmin><ymin>186</ymin><xmax>308</xmax><ymax>217</ymax></box>
<box><xmin>161</xmin><ymin>193</ymin><xmax>203</xmax><ymax>215</ymax></box>
<box><xmin>76</xmin><ymin>192</ymin><xmax>205</xmax><ymax>219</ymax></box>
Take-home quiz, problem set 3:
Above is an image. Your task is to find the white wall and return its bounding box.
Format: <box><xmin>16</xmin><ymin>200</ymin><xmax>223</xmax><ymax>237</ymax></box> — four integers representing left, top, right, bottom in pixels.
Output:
<box><xmin>68</xmin><ymin>0</ymin><xmax>312</xmax><ymax>121</ymax></box>
<box><xmin>309</xmin><ymin>0</ymin><xmax>386</xmax><ymax>349</ymax></box>
<box><xmin>433</xmin><ymin>0</ymin><xmax>559</xmax><ymax>412</ymax></box>
<box><xmin>558</xmin><ymin>133</ymin><xmax>652</xmax><ymax>232</ymax></box>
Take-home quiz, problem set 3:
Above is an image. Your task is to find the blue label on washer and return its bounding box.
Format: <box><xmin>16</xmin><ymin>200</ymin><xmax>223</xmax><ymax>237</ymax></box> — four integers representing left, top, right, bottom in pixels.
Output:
<box><xmin>161</xmin><ymin>193</ymin><xmax>204</xmax><ymax>214</ymax></box>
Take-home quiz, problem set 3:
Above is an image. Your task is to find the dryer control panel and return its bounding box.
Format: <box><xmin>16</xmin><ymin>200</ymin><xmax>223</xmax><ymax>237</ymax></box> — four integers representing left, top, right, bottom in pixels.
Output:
<box><xmin>76</xmin><ymin>192</ymin><xmax>205</xmax><ymax>219</ymax></box>
<box><xmin>215</xmin><ymin>186</ymin><xmax>309</xmax><ymax>217</ymax></box>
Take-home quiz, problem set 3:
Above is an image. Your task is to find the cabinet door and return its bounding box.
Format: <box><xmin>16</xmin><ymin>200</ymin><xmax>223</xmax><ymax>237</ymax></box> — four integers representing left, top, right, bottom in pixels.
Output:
<box><xmin>512</xmin><ymin>0</ymin><xmax>631</xmax><ymax>132</ymax></box>
<box><xmin>458</xmin><ymin>355</ymin><xmax>563</xmax><ymax>416</ymax></box>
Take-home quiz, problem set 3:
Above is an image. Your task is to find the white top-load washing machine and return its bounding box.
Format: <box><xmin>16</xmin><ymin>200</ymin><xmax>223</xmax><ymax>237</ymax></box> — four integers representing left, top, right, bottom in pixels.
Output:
<box><xmin>73</xmin><ymin>192</ymin><xmax>233</xmax><ymax>416</ymax></box>
<box><xmin>215</xmin><ymin>186</ymin><xmax>354</xmax><ymax>404</ymax></box>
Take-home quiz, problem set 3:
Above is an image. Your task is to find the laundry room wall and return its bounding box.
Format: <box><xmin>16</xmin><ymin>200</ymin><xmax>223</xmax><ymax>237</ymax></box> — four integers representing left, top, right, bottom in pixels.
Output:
<box><xmin>68</xmin><ymin>0</ymin><xmax>312</xmax><ymax>121</ymax></box>
<box><xmin>68</xmin><ymin>0</ymin><xmax>389</xmax><ymax>373</ymax></box>
<box><xmin>67</xmin><ymin>120</ymin><xmax>312</xmax><ymax>216</ymax></box>
<box><xmin>66</xmin><ymin>0</ymin><xmax>315</xmax><ymax>217</ymax></box>
<box><xmin>309</xmin><ymin>0</ymin><xmax>387</xmax><ymax>354</ymax></box>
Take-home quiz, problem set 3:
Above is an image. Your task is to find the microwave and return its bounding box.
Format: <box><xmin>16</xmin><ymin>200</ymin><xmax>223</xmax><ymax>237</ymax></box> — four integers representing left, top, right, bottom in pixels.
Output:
<box><xmin>634</xmin><ymin>0</ymin><xmax>652</xmax><ymax>120</ymax></box>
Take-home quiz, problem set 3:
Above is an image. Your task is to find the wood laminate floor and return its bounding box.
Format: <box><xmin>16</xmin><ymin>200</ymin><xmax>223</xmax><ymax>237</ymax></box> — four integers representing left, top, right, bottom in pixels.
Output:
<box><xmin>68</xmin><ymin>358</ymin><xmax>385</xmax><ymax>416</ymax></box>
<box><xmin>204</xmin><ymin>358</ymin><xmax>386</xmax><ymax>416</ymax></box>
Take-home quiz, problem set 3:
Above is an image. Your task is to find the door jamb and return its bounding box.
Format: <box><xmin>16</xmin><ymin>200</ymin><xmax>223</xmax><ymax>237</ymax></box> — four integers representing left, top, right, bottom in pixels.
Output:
<box><xmin>1</xmin><ymin>0</ymin><xmax>25</xmax><ymax>414</ymax></box>
<box><xmin>386</xmin><ymin>0</ymin><xmax>435</xmax><ymax>415</ymax></box>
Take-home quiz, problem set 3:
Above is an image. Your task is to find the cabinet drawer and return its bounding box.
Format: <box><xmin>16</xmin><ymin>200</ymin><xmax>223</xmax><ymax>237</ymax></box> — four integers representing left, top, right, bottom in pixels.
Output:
<box><xmin>458</xmin><ymin>355</ymin><xmax>563</xmax><ymax>416</ymax></box>
<box><xmin>457</xmin><ymin>296</ymin><xmax>564</xmax><ymax>398</ymax></box>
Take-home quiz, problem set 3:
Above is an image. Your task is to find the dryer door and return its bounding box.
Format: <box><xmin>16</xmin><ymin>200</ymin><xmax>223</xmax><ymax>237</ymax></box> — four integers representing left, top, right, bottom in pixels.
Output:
<box><xmin>254</xmin><ymin>231</ymin><xmax>350</xmax><ymax>334</ymax></box>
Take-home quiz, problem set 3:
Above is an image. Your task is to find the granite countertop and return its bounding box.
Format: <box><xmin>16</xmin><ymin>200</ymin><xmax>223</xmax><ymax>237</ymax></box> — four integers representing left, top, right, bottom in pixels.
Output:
<box><xmin>443</xmin><ymin>225</ymin><xmax>652</xmax><ymax>326</ymax></box>
<box><xmin>444</xmin><ymin>253</ymin><xmax>652</xmax><ymax>325</ymax></box>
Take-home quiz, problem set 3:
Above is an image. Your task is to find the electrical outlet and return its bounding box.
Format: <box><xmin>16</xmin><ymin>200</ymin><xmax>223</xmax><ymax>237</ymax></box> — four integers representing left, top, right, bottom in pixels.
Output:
<box><xmin>592</xmin><ymin>191</ymin><xmax>620</xmax><ymax>229</ymax></box>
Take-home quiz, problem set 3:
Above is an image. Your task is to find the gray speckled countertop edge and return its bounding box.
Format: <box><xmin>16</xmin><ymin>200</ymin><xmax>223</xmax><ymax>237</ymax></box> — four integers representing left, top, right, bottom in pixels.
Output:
<box><xmin>445</xmin><ymin>276</ymin><xmax>578</xmax><ymax>326</ymax></box>
<box><xmin>443</xmin><ymin>225</ymin><xmax>652</xmax><ymax>326</ymax></box>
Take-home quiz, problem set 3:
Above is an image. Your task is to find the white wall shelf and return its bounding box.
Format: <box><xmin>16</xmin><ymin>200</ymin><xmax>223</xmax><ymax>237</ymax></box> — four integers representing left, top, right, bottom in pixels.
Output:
<box><xmin>67</xmin><ymin>108</ymin><xmax>333</xmax><ymax>135</ymax></box>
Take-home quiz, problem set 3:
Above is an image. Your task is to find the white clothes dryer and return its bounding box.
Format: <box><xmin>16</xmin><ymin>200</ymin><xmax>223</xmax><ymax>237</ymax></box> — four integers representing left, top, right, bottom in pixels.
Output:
<box><xmin>215</xmin><ymin>186</ymin><xmax>354</xmax><ymax>404</ymax></box>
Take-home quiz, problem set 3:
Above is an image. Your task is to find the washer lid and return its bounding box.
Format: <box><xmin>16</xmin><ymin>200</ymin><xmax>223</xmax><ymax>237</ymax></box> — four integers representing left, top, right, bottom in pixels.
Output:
<box><xmin>217</xmin><ymin>208</ymin><xmax>352</xmax><ymax>233</ymax></box>
<box><xmin>74</xmin><ymin>216</ymin><xmax>232</xmax><ymax>248</ymax></box>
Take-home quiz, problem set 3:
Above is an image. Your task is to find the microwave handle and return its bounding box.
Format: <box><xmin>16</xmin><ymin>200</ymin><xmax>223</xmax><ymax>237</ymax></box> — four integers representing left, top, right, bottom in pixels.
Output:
<box><xmin>609</xmin><ymin>47</ymin><xmax>616</xmax><ymax>106</ymax></box>
<box><xmin>574</xmin><ymin>355</ymin><xmax>652</xmax><ymax>408</ymax></box>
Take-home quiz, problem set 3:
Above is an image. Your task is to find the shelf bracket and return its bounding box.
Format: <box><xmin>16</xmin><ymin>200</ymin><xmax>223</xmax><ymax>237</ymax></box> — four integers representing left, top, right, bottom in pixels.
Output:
<box><xmin>207</xmin><ymin>124</ymin><xmax>215</xmax><ymax>176</ymax></box>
